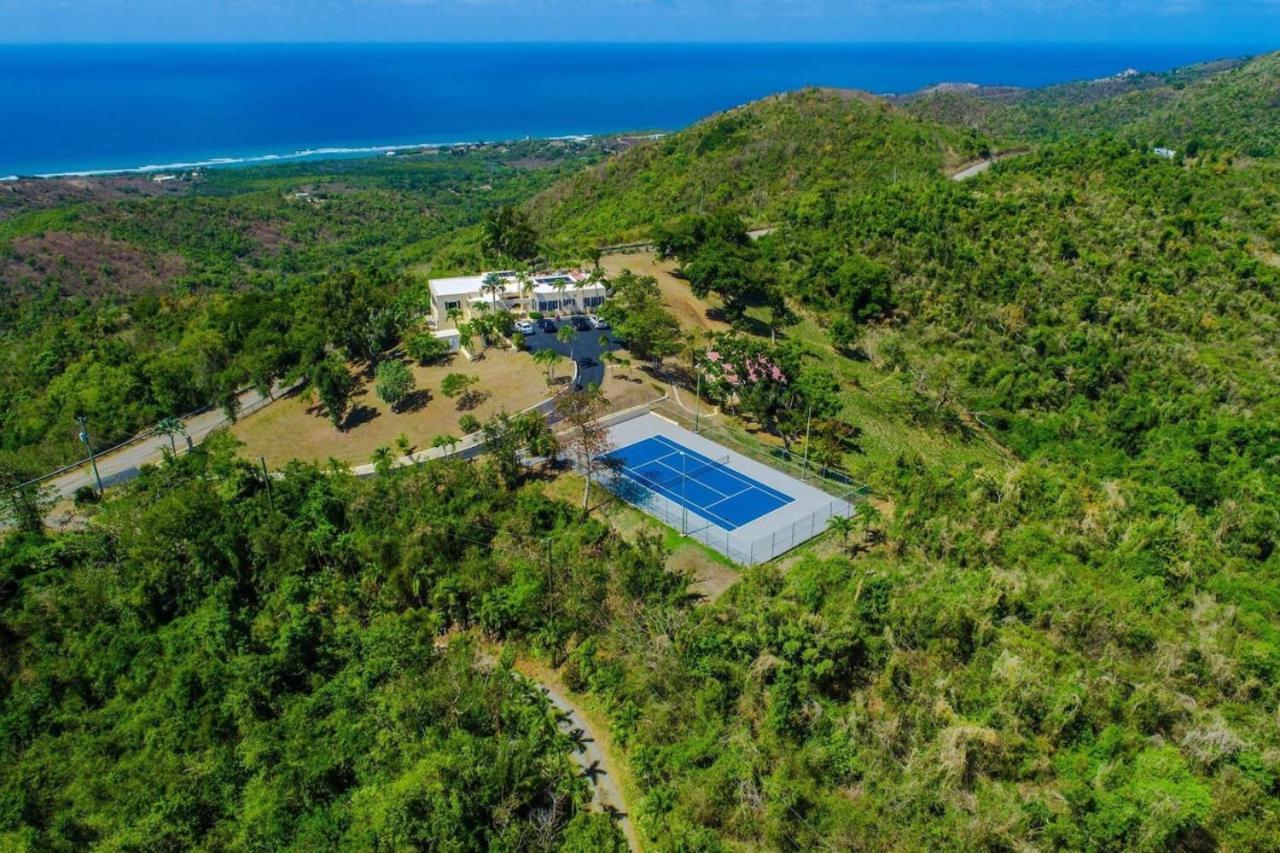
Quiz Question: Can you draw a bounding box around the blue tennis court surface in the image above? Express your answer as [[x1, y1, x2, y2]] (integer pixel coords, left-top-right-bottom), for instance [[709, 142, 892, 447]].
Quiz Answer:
[[603, 434, 795, 531]]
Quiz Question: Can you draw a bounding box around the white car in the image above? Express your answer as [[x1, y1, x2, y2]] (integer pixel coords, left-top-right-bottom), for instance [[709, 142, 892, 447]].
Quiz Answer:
[[513, 319, 536, 335], [588, 314, 610, 330]]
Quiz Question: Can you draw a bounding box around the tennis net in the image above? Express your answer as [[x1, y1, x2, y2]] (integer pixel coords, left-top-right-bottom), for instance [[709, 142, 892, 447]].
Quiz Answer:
[[627, 452, 731, 493]]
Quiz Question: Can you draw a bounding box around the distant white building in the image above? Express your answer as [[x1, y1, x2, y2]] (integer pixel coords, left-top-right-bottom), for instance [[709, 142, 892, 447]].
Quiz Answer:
[[1153, 147, 1178, 159], [428, 270, 607, 329]]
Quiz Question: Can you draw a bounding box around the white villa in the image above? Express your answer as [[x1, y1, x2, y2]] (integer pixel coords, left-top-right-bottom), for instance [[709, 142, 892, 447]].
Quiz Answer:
[[427, 270, 607, 329]]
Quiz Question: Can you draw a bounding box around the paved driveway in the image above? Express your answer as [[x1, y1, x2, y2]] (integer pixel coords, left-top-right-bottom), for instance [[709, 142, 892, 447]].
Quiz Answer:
[[39, 381, 296, 501], [523, 318, 616, 390]]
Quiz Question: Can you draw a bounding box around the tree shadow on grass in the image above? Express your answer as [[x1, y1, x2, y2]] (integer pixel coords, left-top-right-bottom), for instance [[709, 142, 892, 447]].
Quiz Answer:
[[706, 306, 775, 338], [342, 405, 381, 431], [456, 390, 492, 412], [399, 389, 433, 413]]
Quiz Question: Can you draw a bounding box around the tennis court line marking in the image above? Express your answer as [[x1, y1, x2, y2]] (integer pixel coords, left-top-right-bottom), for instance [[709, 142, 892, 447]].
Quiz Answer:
[[627, 452, 788, 527], [645, 452, 734, 499], [703, 486, 756, 512], [607, 433, 800, 531], [646, 433, 796, 506], [617, 462, 741, 531], [611, 441, 744, 529], [646, 434, 765, 495]]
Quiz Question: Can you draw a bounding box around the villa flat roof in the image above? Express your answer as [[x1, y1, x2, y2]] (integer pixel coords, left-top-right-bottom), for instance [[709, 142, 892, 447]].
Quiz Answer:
[[429, 271, 603, 299]]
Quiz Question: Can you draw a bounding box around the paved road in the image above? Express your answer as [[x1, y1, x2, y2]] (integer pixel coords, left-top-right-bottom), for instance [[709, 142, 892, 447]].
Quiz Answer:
[[41, 382, 292, 501], [523, 318, 616, 391], [952, 150, 1029, 181]]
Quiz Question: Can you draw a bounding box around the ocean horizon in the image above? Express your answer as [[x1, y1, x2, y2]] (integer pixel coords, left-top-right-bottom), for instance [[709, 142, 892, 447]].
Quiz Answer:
[[2, 42, 1274, 178]]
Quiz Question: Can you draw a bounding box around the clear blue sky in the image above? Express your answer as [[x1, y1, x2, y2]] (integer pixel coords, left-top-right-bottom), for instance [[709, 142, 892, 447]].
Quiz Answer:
[[0, 0, 1277, 44]]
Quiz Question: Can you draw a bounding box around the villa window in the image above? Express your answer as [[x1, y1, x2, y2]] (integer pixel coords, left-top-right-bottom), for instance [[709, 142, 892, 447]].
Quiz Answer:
[[444, 300, 461, 312]]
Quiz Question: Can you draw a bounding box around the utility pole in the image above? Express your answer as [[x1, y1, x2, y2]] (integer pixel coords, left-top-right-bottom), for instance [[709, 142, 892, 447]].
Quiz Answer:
[[694, 368, 702, 434], [544, 538, 554, 620], [801, 400, 813, 478], [76, 416, 105, 496], [259, 457, 274, 510]]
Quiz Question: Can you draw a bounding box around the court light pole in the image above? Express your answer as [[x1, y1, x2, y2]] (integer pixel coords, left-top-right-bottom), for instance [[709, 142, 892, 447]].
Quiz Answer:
[[77, 415, 105, 496]]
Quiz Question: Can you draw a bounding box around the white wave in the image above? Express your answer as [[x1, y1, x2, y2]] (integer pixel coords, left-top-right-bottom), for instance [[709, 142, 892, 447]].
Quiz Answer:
[[23, 134, 598, 180], [1, 175, 18, 182]]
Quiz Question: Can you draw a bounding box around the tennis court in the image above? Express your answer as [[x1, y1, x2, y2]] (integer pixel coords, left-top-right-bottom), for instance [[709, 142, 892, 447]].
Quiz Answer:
[[603, 434, 795, 531], [589, 412, 858, 565]]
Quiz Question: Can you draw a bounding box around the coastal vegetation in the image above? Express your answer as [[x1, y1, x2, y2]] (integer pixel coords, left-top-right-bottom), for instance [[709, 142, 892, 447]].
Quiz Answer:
[[3, 50, 1280, 851]]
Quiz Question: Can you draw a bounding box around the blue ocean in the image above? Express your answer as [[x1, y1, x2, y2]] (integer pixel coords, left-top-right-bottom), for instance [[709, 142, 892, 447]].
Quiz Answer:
[[0, 42, 1269, 178]]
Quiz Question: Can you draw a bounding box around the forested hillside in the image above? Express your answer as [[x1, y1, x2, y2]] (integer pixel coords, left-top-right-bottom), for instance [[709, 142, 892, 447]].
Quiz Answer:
[[903, 51, 1280, 156], [499, 52, 1280, 849], [3, 50, 1280, 852], [0, 434, 675, 849], [526, 88, 991, 249]]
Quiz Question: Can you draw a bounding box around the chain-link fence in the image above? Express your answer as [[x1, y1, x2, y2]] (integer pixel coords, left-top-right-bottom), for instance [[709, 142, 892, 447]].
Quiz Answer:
[[596, 466, 859, 565], [649, 399, 870, 501]]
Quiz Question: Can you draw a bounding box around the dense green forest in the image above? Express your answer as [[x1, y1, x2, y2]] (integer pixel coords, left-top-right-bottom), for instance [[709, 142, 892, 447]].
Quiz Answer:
[[3, 50, 1280, 851], [0, 433, 673, 849]]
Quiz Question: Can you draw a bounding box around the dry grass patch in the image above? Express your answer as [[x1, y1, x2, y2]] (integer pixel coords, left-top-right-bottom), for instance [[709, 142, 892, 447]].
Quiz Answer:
[[233, 347, 550, 468], [600, 251, 729, 335]]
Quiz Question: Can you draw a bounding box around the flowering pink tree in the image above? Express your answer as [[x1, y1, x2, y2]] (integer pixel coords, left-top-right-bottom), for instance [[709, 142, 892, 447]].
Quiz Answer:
[[698, 333, 843, 448], [699, 334, 791, 431]]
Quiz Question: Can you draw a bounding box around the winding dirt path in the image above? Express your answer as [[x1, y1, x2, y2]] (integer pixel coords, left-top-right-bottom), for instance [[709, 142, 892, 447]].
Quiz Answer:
[[514, 660, 640, 850]]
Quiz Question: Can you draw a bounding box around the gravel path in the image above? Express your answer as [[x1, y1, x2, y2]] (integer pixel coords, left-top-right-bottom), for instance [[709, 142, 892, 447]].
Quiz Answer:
[[533, 676, 635, 847]]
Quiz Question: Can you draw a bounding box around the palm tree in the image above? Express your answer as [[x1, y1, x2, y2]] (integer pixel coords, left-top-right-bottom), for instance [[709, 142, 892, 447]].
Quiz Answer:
[[431, 434, 460, 457], [156, 416, 186, 455], [445, 305, 464, 328], [371, 446, 394, 474], [572, 275, 589, 313], [827, 513, 856, 554], [855, 500, 883, 543], [516, 268, 535, 314], [481, 272, 504, 313], [533, 347, 562, 386], [552, 277, 570, 313], [557, 322, 576, 361], [457, 322, 475, 354]]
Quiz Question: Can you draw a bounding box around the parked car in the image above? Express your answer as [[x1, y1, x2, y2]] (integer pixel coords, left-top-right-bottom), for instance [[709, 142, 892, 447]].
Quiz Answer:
[[570, 316, 591, 332], [513, 319, 536, 335], [588, 314, 610, 330], [537, 318, 558, 333]]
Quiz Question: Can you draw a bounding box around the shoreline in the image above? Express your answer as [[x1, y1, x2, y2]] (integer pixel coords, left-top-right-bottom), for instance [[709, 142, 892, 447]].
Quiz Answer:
[[0, 132, 598, 182]]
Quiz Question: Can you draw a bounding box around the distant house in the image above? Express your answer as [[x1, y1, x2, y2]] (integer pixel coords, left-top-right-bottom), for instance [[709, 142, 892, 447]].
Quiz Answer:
[[1153, 147, 1178, 159], [427, 270, 607, 329]]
